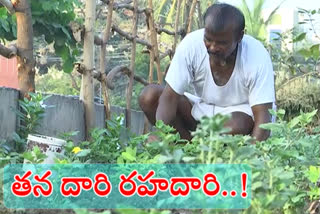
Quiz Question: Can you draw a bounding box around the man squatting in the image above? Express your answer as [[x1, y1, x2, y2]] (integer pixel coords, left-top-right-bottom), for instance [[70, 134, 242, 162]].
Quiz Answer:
[[139, 3, 275, 142]]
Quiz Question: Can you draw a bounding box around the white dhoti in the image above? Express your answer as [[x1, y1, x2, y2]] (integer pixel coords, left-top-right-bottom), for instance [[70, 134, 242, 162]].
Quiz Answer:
[[184, 92, 277, 123], [184, 92, 254, 121]]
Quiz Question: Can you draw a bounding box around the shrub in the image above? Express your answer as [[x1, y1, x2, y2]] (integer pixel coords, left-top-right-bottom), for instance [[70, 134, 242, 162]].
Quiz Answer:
[[58, 110, 320, 213]]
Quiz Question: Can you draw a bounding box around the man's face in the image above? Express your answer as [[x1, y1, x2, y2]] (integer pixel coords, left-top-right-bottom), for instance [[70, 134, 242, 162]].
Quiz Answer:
[[203, 24, 240, 64]]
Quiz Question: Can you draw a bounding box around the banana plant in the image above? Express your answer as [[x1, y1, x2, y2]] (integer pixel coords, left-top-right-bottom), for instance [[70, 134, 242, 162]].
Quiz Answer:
[[240, 0, 285, 41]]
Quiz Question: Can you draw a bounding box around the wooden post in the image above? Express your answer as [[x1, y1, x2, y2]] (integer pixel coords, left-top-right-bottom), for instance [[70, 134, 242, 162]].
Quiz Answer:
[[172, 0, 182, 55], [187, 0, 198, 33], [182, 0, 191, 38], [100, 0, 114, 120], [196, 0, 203, 28], [125, 0, 138, 128], [147, 0, 163, 84]]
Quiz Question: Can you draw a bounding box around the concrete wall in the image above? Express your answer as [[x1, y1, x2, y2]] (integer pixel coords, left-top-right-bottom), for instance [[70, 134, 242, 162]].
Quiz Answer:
[[109, 106, 146, 135], [35, 94, 86, 142], [0, 87, 146, 143], [0, 87, 19, 140], [95, 103, 106, 129]]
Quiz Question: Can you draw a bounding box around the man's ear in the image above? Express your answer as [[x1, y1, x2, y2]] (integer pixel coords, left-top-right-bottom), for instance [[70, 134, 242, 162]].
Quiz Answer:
[[238, 30, 244, 42]]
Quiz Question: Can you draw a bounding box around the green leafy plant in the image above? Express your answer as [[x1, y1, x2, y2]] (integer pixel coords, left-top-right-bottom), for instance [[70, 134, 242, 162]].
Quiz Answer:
[[250, 110, 319, 213], [58, 109, 320, 213], [36, 67, 81, 95], [149, 111, 319, 213], [0, 146, 20, 168], [22, 146, 47, 164], [0, 0, 81, 73], [56, 115, 150, 164], [12, 92, 51, 140], [0, 92, 51, 166], [269, 8, 320, 120], [305, 166, 320, 201]]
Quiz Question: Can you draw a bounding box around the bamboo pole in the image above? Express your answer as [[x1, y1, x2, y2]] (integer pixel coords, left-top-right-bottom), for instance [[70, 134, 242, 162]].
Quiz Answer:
[[182, 0, 191, 38], [196, 0, 203, 28], [106, 65, 148, 90], [112, 25, 152, 48], [187, 0, 198, 34], [147, 20, 155, 83], [172, 0, 182, 56], [147, 0, 163, 84], [145, 0, 162, 133], [125, 0, 138, 128], [100, 0, 114, 120]]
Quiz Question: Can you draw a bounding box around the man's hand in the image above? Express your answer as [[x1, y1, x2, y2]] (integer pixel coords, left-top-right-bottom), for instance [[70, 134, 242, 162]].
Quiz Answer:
[[156, 84, 180, 125], [251, 103, 273, 141]]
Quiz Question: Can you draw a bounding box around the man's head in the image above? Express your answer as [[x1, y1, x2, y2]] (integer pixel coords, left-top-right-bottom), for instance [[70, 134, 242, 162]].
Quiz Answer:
[[203, 3, 245, 64]]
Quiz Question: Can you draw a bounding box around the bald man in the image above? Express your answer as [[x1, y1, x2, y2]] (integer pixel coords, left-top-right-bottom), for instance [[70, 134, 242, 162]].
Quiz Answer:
[[139, 3, 275, 141]]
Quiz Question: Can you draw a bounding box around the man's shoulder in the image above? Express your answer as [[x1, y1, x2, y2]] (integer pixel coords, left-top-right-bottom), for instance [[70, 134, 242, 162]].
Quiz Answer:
[[174, 28, 206, 60], [186, 28, 205, 38], [240, 34, 271, 66], [179, 29, 205, 47], [242, 35, 266, 49]]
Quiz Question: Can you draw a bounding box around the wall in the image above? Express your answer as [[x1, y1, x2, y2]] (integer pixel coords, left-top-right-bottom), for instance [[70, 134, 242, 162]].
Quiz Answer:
[[0, 87, 19, 141], [0, 87, 146, 143]]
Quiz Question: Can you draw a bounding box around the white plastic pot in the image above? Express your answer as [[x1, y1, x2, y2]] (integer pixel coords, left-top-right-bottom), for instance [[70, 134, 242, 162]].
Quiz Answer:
[[26, 134, 66, 164]]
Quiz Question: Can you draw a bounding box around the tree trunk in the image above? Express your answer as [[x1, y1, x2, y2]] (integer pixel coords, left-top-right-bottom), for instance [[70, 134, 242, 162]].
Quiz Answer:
[[125, 0, 138, 128], [15, 0, 34, 98], [100, 0, 114, 120], [81, 0, 96, 139]]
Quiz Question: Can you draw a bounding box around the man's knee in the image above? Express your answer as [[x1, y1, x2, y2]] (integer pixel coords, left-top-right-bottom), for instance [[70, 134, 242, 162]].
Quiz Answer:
[[138, 84, 163, 111], [225, 112, 254, 135], [177, 96, 198, 131]]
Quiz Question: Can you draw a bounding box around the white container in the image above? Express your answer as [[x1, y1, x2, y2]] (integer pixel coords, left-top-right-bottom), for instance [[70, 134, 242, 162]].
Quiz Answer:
[[26, 134, 66, 164]]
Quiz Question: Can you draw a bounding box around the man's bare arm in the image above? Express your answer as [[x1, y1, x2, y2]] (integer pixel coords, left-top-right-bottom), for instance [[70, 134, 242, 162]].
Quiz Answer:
[[156, 84, 180, 125], [251, 103, 273, 141]]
